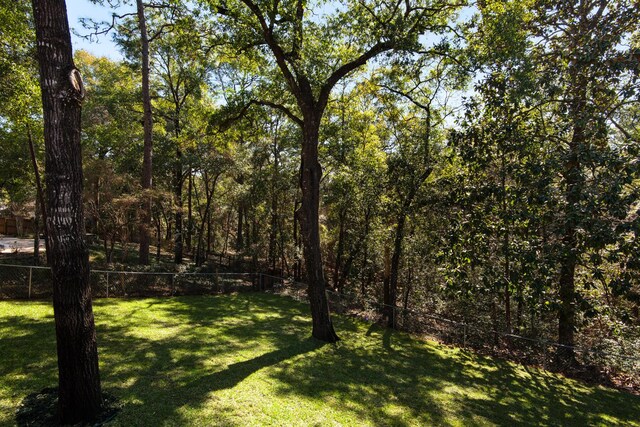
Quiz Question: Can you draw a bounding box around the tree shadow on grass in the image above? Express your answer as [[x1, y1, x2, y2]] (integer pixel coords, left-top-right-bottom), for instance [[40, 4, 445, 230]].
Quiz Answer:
[[3, 295, 639, 426], [0, 314, 57, 425], [271, 318, 640, 426], [94, 294, 640, 426], [90, 294, 323, 425]]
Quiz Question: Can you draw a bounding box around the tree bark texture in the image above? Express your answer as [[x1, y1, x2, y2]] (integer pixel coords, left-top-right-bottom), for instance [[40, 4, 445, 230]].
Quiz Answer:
[[299, 119, 339, 342], [137, 0, 153, 265], [556, 25, 590, 365], [31, 0, 103, 423], [385, 213, 407, 329], [557, 116, 583, 366]]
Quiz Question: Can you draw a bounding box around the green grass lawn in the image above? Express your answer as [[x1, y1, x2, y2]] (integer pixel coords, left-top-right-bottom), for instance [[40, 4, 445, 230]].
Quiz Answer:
[[1, 294, 638, 426]]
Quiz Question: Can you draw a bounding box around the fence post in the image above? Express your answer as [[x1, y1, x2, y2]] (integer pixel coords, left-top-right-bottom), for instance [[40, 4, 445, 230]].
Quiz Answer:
[[28, 267, 32, 299], [106, 272, 109, 298]]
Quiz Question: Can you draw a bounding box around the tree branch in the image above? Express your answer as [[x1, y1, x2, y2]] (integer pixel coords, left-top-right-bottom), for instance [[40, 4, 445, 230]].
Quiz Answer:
[[609, 117, 638, 142], [217, 99, 303, 131], [253, 99, 304, 126], [377, 83, 431, 111], [318, 41, 395, 112], [237, 0, 303, 104]]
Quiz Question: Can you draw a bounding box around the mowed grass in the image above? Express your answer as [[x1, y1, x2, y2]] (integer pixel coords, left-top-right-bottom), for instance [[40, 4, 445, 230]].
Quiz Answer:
[[1, 294, 639, 426]]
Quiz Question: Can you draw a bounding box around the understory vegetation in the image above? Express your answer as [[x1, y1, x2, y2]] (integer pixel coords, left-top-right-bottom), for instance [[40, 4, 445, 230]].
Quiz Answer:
[[1, 294, 639, 426]]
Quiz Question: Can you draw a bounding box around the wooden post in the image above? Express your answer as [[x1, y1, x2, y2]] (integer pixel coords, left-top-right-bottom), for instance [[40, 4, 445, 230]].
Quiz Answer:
[[28, 267, 32, 299]]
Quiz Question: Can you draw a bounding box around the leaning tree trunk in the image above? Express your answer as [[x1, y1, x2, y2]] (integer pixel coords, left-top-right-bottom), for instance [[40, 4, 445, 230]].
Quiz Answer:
[[299, 119, 339, 342], [31, 0, 102, 423], [137, 0, 152, 265], [28, 126, 49, 264]]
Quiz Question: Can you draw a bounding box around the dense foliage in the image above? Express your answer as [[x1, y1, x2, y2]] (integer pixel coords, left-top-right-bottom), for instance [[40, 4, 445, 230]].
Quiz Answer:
[[2, 0, 639, 372]]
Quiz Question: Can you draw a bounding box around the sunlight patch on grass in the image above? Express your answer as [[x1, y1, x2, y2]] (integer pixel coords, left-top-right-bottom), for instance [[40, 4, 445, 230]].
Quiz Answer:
[[1, 294, 639, 426]]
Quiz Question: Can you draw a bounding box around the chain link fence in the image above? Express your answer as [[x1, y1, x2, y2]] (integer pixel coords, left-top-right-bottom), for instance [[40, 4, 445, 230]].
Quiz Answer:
[[1, 264, 637, 385], [0, 264, 257, 299], [265, 274, 640, 384]]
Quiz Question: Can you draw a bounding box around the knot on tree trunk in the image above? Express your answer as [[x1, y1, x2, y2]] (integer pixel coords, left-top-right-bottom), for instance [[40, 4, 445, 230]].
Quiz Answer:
[[67, 68, 85, 103]]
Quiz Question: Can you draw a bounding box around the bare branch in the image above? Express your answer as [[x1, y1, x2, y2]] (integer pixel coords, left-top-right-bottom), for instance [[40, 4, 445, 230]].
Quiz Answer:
[[609, 117, 638, 142], [378, 83, 431, 111]]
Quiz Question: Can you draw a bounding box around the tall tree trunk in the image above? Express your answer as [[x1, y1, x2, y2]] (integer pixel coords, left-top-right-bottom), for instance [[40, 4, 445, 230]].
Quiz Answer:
[[385, 213, 406, 329], [28, 126, 50, 264], [195, 173, 217, 266], [332, 207, 346, 291], [557, 135, 581, 366], [293, 199, 301, 281], [501, 152, 512, 334], [382, 243, 391, 317], [384, 167, 430, 328], [223, 209, 231, 258], [31, 0, 102, 422], [299, 119, 339, 342], [236, 204, 244, 250], [268, 201, 278, 270], [361, 207, 371, 296], [33, 195, 40, 265], [186, 167, 193, 254], [207, 208, 213, 257], [557, 53, 589, 366], [174, 145, 183, 264], [155, 212, 161, 262], [137, 0, 152, 265], [268, 141, 279, 270]]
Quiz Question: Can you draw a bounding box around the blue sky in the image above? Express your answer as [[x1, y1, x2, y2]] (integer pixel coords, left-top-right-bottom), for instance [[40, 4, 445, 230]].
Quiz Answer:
[[66, 0, 131, 59]]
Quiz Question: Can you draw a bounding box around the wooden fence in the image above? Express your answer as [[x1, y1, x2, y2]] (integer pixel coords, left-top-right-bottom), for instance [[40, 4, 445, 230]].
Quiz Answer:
[[0, 217, 35, 236]]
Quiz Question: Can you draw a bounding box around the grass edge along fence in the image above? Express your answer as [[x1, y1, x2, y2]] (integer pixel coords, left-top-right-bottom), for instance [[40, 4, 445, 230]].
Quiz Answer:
[[1, 264, 638, 387], [263, 273, 640, 387], [0, 264, 256, 299]]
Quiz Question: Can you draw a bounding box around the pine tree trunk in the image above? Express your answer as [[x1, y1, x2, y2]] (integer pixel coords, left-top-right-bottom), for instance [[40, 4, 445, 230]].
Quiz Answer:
[[137, 0, 152, 265], [31, 0, 102, 422]]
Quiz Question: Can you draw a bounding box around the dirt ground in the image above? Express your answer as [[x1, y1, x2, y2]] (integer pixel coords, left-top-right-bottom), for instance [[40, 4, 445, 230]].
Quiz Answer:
[[0, 237, 44, 254]]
